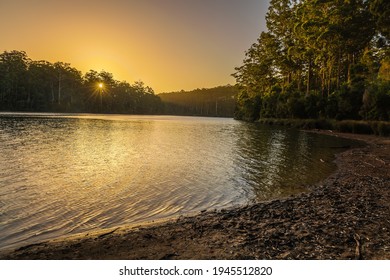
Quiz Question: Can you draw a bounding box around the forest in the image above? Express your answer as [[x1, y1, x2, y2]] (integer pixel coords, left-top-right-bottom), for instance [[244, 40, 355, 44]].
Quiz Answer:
[[0, 50, 162, 114], [159, 85, 238, 117], [2, 0, 388, 121], [233, 0, 390, 122], [0, 51, 238, 117]]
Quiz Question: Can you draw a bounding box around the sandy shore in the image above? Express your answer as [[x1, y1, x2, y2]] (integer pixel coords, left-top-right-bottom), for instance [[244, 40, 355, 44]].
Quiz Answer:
[[1, 131, 389, 260]]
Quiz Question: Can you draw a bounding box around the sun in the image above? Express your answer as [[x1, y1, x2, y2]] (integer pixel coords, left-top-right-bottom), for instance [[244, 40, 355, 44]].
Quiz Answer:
[[99, 83, 103, 88]]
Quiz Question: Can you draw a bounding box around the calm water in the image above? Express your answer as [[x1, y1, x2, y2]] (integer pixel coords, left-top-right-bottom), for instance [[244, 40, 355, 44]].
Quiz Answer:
[[0, 113, 356, 250]]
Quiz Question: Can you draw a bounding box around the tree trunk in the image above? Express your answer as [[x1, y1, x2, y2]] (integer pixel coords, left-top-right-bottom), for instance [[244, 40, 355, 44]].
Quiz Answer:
[[27, 89, 31, 106], [337, 53, 341, 90], [297, 70, 301, 92], [347, 53, 352, 84], [321, 68, 325, 97], [306, 58, 311, 96], [327, 61, 333, 97], [58, 72, 61, 105], [51, 82, 55, 103]]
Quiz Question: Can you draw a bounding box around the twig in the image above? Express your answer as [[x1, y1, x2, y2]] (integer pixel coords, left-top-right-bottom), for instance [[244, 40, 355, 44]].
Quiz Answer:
[[354, 233, 362, 260], [362, 161, 375, 167], [98, 227, 119, 238]]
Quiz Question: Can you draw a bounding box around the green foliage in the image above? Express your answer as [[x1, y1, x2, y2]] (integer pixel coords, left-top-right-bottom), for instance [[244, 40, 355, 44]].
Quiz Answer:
[[304, 93, 322, 119], [369, 0, 390, 40], [376, 121, 390, 136], [234, 0, 390, 122], [0, 51, 163, 114], [361, 81, 390, 120]]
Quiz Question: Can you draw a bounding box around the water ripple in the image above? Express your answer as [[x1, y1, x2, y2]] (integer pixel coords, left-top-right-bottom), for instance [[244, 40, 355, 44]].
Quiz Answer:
[[0, 114, 357, 250]]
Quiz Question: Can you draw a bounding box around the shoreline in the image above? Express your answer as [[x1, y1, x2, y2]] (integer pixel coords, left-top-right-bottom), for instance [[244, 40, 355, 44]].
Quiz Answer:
[[1, 131, 389, 259]]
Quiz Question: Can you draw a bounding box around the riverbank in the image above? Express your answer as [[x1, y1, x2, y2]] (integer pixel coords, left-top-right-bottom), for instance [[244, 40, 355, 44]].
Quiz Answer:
[[1, 131, 389, 260], [257, 118, 390, 136]]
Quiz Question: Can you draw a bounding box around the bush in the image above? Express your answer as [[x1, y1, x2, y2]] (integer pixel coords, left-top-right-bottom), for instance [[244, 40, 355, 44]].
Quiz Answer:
[[257, 118, 390, 136], [377, 122, 390, 136], [352, 121, 374, 134], [235, 91, 261, 121], [304, 93, 322, 118]]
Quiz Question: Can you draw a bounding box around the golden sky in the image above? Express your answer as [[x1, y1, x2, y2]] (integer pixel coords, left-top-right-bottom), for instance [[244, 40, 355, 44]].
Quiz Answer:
[[0, 0, 268, 93]]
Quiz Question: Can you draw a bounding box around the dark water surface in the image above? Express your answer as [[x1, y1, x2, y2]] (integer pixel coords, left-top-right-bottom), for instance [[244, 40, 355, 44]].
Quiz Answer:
[[0, 113, 357, 250]]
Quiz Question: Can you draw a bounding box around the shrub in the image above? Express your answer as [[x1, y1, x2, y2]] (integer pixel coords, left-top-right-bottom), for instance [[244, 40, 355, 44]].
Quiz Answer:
[[377, 122, 390, 136]]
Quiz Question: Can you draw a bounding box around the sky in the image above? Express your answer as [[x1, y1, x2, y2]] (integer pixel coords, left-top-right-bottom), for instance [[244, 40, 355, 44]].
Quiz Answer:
[[0, 0, 269, 93]]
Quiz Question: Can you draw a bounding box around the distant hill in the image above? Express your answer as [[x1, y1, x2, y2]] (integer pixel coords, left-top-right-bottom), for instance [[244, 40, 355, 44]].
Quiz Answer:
[[159, 85, 238, 117]]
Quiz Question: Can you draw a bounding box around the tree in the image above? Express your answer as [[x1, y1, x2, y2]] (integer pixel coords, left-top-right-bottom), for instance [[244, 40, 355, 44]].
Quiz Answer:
[[369, 0, 390, 40], [0, 50, 163, 114], [27, 60, 56, 111], [233, 0, 387, 121], [0, 50, 30, 110], [159, 85, 238, 117]]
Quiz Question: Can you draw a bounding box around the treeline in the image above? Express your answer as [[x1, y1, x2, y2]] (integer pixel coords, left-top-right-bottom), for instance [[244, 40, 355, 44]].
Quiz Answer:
[[0, 50, 162, 114], [233, 0, 390, 122], [159, 85, 238, 117]]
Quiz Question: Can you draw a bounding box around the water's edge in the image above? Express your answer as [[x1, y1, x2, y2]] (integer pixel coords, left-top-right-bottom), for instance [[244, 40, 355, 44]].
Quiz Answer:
[[0, 114, 360, 251]]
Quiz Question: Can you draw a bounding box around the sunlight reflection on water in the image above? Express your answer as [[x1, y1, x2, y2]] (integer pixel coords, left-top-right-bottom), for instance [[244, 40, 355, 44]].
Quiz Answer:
[[0, 113, 357, 250]]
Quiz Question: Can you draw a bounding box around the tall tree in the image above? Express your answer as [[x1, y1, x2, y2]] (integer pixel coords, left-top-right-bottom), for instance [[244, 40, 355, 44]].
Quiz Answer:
[[0, 50, 163, 114], [0, 50, 30, 109], [233, 0, 387, 121]]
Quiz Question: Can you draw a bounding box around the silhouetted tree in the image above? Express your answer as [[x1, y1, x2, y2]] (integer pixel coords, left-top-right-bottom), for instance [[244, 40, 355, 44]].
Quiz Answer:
[[0, 51, 163, 114]]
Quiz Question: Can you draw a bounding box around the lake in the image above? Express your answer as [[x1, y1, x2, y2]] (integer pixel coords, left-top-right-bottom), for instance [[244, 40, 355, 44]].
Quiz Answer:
[[0, 113, 356, 250]]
